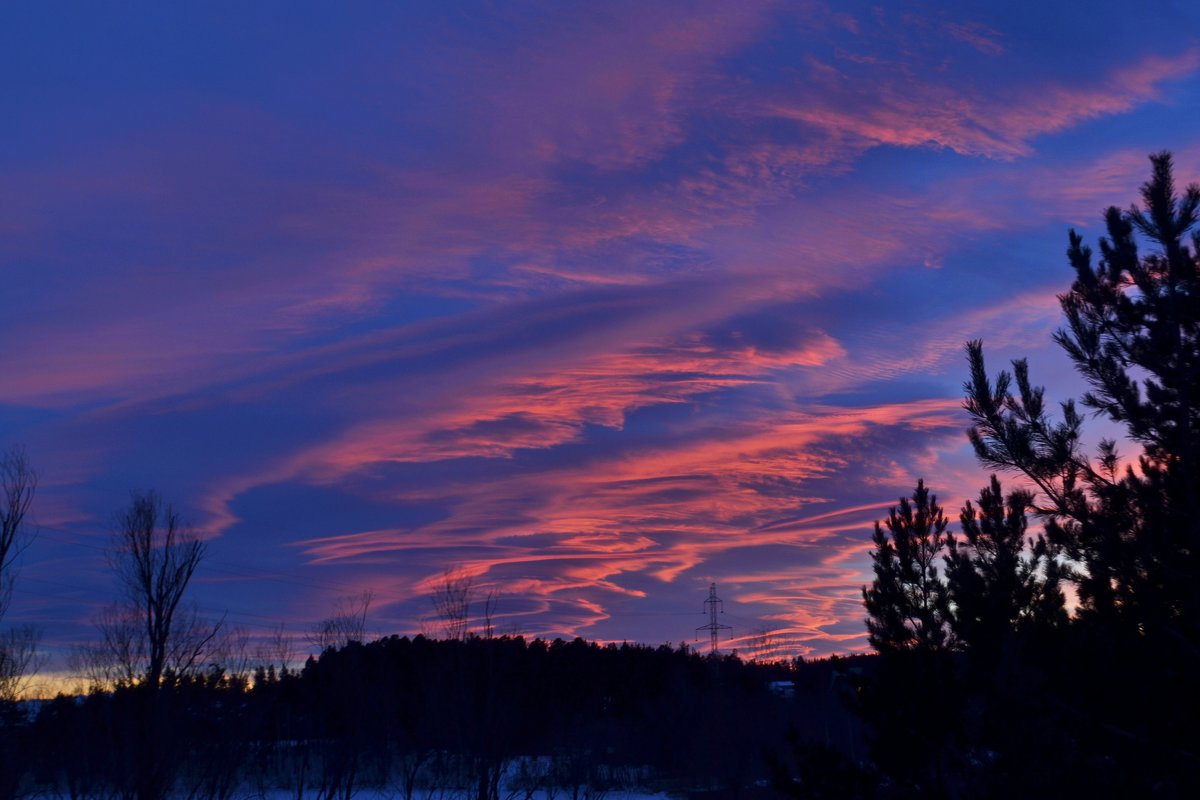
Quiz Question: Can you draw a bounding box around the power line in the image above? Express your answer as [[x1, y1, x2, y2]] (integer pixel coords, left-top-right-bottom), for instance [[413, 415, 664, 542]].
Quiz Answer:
[[696, 582, 732, 654]]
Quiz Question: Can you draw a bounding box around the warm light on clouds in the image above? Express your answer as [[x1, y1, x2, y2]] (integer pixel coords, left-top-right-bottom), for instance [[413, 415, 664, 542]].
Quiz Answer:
[[3, 0, 1199, 674]]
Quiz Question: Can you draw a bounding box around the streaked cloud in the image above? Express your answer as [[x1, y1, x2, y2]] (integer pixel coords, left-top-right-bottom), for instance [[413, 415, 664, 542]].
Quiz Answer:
[[4, 0, 1199, 667]]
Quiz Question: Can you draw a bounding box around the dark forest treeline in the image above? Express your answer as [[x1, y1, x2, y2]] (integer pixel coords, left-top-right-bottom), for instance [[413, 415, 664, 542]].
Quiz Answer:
[[1, 635, 814, 800]]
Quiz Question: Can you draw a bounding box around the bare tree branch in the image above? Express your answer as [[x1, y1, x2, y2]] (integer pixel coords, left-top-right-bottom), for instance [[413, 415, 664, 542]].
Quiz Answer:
[[432, 567, 472, 641], [98, 490, 218, 688], [307, 591, 374, 652], [0, 446, 37, 622], [0, 624, 42, 702], [255, 621, 295, 675]]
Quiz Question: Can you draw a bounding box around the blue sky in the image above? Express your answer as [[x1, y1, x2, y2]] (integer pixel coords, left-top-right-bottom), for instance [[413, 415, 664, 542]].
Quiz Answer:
[[3, 1, 1200, 685]]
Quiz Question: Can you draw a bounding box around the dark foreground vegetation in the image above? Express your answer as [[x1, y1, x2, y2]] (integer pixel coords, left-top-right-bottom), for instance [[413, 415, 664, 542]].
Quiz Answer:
[[2, 154, 1199, 800], [4, 636, 809, 800], [838, 153, 1200, 799]]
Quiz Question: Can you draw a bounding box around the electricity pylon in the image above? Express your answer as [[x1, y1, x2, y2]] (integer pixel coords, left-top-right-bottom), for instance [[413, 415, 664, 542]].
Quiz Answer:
[[697, 582, 732, 653]]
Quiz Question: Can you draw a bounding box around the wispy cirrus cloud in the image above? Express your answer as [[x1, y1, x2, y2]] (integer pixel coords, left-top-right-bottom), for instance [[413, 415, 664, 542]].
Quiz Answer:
[[7, 1, 1200, 666]]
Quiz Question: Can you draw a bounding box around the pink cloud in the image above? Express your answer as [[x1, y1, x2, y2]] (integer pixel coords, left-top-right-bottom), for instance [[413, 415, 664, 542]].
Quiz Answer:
[[757, 49, 1199, 160], [9, 28, 1189, 415], [464, 2, 773, 171], [13, 4, 1200, 666], [270, 397, 964, 645], [942, 21, 1005, 56]]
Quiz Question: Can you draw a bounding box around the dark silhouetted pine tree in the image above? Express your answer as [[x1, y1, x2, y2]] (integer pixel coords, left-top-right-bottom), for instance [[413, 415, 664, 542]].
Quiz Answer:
[[857, 154, 1200, 796], [960, 152, 1200, 792], [860, 481, 960, 798], [966, 152, 1200, 651], [863, 480, 953, 653], [945, 476, 1066, 656]]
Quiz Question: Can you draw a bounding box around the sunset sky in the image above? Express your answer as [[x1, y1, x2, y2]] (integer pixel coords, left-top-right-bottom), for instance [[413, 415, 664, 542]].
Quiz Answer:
[[4, 1, 1200, 680]]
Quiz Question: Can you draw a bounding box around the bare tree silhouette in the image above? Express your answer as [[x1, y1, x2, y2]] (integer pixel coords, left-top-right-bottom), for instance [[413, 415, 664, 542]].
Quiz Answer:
[[0, 447, 39, 701], [0, 447, 36, 622], [100, 490, 220, 687], [432, 567, 472, 641], [255, 621, 295, 674], [308, 591, 374, 652]]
